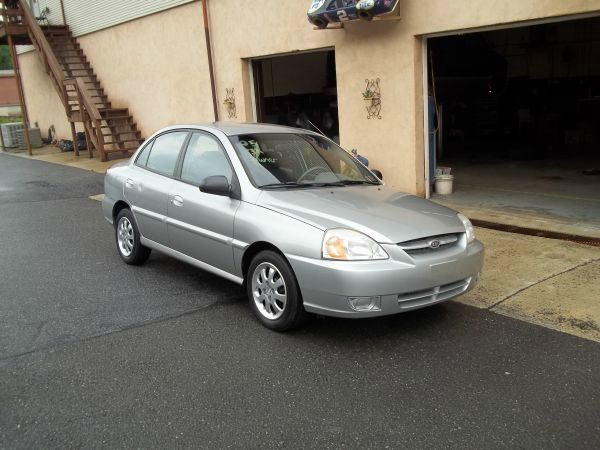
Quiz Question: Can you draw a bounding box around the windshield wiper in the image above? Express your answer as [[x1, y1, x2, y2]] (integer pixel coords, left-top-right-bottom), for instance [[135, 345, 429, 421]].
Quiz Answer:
[[259, 182, 306, 189], [259, 181, 345, 189], [339, 179, 380, 185]]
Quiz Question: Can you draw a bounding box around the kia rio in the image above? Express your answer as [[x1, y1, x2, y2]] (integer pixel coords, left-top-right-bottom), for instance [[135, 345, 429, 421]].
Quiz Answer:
[[103, 123, 483, 331]]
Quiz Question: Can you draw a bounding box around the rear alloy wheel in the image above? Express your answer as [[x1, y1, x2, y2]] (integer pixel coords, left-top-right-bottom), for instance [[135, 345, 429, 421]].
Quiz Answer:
[[247, 250, 306, 331], [115, 209, 151, 265]]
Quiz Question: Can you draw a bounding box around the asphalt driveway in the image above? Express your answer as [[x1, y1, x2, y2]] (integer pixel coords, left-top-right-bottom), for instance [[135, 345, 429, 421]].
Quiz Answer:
[[1, 153, 599, 449]]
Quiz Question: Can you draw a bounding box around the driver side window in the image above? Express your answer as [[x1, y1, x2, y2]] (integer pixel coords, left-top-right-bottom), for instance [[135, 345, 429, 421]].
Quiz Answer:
[[180, 132, 233, 185]]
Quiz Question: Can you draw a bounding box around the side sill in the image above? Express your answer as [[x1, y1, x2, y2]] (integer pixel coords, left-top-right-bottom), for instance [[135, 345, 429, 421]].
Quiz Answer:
[[140, 236, 244, 285]]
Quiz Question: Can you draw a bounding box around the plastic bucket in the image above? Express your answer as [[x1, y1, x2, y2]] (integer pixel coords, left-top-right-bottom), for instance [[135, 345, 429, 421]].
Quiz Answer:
[[434, 174, 454, 195]]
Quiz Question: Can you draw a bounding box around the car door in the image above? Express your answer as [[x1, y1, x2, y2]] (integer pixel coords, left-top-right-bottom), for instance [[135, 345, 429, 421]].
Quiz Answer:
[[124, 130, 189, 245], [167, 131, 240, 274]]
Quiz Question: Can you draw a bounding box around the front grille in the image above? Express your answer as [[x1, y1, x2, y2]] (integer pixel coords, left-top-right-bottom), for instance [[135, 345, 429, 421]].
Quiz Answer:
[[398, 233, 460, 255], [397, 278, 471, 309]]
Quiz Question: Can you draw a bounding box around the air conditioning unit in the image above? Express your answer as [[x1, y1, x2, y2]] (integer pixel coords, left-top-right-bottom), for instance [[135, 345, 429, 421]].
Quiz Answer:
[[1, 122, 24, 148], [16, 128, 43, 149]]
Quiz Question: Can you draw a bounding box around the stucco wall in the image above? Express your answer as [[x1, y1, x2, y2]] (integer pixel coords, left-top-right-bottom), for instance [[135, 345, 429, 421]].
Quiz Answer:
[[17, 0, 600, 193], [208, 0, 600, 194], [18, 51, 73, 139], [18, 1, 212, 141], [76, 1, 212, 137]]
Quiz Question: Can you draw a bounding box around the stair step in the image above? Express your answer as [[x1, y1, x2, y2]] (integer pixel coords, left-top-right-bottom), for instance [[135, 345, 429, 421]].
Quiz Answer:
[[60, 61, 90, 68], [45, 32, 70, 38], [53, 45, 80, 52], [66, 88, 105, 97], [103, 122, 138, 131], [101, 116, 132, 121], [104, 148, 137, 154], [57, 50, 84, 56], [105, 138, 145, 145], [102, 130, 142, 137], [101, 108, 128, 113], [63, 71, 95, 77], [58, 56, 87, 62], [67, 93, 107, 99]]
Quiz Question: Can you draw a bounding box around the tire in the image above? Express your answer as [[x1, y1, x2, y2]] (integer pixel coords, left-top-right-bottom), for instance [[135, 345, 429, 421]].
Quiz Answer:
[[247, 250, 307, 331], [358, 11, 373, 21], [115, 208, 151, 265], [309, 17, 328, 29]]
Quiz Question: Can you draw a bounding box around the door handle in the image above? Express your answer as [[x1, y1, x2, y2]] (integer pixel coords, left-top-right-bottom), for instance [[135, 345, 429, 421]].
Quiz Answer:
[[125, 178, 137, 189], [171, 195, 184, 207]]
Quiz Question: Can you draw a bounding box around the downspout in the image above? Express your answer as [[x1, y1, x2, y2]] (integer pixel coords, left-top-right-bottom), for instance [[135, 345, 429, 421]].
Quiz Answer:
[[201, 0, 219, 121], [60, 0, 67, 25]]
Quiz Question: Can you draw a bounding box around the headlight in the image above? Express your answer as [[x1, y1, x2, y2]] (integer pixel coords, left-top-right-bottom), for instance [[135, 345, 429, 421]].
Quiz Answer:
[[457, 213, 475, 244], [322, 229, 388, 260]]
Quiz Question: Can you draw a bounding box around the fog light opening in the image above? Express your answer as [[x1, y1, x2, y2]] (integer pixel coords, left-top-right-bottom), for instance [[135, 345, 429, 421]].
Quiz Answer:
[[348, 296, 381, 312]]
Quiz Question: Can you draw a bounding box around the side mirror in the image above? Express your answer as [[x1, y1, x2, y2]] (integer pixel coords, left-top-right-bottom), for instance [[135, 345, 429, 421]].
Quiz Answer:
[[199, 175, 231, 197], [371, 169, 383, 181]]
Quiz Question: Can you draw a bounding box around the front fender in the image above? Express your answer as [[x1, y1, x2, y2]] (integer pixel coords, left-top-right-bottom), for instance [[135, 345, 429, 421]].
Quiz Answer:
[[233, 202, 323, 277]]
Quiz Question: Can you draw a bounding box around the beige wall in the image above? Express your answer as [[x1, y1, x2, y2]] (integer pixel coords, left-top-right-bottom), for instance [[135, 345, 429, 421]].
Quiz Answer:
[[19, 51, 73, 139], [18, 1, 213, 142], [17, 0, 600, 194], [208, 0, 600, 195], [77, 1, 213, 137]]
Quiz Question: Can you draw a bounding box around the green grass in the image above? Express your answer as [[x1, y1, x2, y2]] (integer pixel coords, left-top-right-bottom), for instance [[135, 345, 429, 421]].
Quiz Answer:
[[0, 116, 22, 124]]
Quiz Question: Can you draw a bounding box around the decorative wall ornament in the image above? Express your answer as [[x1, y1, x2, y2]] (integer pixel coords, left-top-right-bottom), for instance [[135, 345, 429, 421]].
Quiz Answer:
[[224, 88, 237, 119], [362, 78, 381, 119]]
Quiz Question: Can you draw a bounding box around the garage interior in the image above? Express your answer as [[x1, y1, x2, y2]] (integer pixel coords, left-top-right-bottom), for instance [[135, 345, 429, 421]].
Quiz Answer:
[[252, 50, 339, 142], [428, 16, 600, 237]]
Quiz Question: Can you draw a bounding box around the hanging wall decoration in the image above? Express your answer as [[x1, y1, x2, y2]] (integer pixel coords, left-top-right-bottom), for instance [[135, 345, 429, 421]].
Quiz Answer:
[[362, 78, 381, 119], [307, 0, 400, 29], [224, 88, 237, 119]]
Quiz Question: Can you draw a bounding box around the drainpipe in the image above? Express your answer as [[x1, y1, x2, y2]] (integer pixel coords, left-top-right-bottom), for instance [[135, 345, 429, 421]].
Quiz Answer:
[[201, 0, 219, 121], [60, 0, 66, 25]]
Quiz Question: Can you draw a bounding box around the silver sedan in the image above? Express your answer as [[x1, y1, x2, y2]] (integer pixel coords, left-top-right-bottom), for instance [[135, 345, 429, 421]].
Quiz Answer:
[[103, 123, 483, 330]]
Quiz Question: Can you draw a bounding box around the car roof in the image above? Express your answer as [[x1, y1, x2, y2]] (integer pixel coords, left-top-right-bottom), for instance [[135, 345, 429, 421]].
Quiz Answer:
[[167, 122, 320, 137]]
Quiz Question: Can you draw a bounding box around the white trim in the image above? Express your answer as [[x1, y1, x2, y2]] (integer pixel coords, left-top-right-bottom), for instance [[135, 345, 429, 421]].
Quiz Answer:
[[420, 10, 600, 39], [248, 59, 258, 123], [247, 46, 335, 61], [422, 38, 430, 199], [140, 236, 244, 285]]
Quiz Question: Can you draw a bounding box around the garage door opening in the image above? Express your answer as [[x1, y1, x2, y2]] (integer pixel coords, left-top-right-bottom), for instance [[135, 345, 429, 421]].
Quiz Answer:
[[252, 50, 339, 142], [426, 16, 600, 238]]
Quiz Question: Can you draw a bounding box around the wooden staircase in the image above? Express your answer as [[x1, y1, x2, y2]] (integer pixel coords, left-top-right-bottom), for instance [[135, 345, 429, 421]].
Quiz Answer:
[[0, 1, 143, 161]]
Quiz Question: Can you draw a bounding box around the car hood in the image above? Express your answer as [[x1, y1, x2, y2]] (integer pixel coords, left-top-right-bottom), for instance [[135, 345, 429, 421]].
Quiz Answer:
[[256, 186, 465, 243]]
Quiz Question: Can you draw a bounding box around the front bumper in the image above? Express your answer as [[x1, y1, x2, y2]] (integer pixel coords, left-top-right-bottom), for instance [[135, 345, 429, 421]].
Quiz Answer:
[[288, 239, 484, 318]]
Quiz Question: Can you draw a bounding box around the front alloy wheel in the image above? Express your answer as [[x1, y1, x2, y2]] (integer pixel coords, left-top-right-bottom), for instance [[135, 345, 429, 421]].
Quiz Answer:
[[252, 262, 287, 320], [246, 250, 306, 331]]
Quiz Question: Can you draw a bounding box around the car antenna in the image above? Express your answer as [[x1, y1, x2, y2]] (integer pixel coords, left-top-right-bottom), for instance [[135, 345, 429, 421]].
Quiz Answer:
[[307, 119, 326, 137]]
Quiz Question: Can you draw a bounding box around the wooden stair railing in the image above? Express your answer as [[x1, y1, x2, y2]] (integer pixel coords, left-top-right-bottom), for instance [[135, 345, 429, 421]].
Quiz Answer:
[[7, 1, 144, 161], [63, 77, 104, 159]]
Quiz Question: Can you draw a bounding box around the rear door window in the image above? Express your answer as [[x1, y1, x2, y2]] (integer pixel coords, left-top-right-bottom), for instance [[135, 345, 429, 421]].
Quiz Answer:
[[135, 141, 153, 167], [145, 131, 188, 176]]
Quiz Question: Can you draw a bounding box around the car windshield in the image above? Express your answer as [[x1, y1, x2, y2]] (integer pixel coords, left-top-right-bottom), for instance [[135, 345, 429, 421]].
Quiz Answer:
[[229, 133, 380, 188]]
